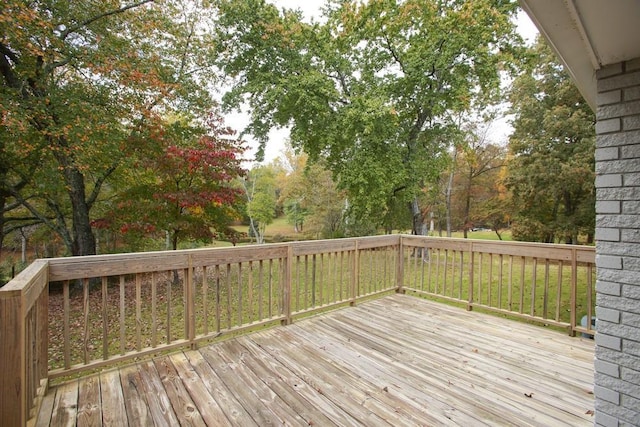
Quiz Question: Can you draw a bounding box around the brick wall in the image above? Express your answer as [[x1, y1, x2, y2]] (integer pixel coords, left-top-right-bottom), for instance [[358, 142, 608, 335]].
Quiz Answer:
[[595, 59, 640, 427]]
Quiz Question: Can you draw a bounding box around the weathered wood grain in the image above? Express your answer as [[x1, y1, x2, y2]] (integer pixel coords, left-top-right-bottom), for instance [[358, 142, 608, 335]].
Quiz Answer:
[[40, 294, 594, 426]]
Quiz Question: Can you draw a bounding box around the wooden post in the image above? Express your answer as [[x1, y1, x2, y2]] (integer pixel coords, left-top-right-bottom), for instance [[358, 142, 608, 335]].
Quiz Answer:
[[186, 255, 196, 348], [0, 292, 26, 426], [282, 245, 293, 325], [569, 248, 578, 337], [467, 242, 474, 311], [396, 237, 404, 294], [351, 241, 360, 305]]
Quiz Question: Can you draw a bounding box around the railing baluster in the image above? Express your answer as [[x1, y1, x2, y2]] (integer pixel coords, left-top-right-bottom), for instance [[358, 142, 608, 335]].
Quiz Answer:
[[152, 272, 157, 348], [202, 266, 208, 337], [83, 278, 90, 364], [136, 273, 142, 352], [102, 277, 108, 360], [120, 275, 126, 354], [64, 280, 70, 369]]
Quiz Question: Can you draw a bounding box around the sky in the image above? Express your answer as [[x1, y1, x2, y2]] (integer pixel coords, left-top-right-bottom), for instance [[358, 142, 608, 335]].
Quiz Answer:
[[225, 1, 540, 164]]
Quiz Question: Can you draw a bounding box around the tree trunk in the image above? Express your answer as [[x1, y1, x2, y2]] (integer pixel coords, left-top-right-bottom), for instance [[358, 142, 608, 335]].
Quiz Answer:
[[65, 166, 96, 256], [410, 198, 426, 235]]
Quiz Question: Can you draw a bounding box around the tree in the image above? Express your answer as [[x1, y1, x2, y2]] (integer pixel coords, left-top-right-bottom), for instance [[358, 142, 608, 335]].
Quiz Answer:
[[110, 113, 245, 250], [242, 165, 277, 244], [506, 37, 595, 244], [1, 0, 221, 255], [452, 123, 506, 238], [214, 0, 523, 236]]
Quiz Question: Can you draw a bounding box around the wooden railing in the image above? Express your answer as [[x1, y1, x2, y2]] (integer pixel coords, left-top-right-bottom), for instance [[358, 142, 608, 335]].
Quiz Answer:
[[400, 236, 596, 335], [0, 235, 595, 426]]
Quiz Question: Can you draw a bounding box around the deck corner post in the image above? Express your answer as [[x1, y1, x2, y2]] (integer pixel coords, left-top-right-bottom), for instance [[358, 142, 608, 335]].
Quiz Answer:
[[0, 292, 26, 427], [569, 248, 578, 337]]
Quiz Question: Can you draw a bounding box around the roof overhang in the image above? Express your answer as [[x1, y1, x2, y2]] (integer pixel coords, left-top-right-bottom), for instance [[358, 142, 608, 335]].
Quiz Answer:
[[519, 0, 640, 111]]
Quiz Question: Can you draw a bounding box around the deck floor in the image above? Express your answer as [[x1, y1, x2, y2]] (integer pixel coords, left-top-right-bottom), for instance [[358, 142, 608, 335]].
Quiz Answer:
[[38, 294, 595, 426]]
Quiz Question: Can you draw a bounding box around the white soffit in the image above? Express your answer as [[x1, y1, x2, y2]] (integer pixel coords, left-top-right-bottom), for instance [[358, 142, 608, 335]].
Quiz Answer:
[[519, 0, 640, 111]]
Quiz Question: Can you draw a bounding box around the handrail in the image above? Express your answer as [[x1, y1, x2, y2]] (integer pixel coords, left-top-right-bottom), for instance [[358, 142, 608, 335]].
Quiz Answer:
[[0, 234, 595, 426]]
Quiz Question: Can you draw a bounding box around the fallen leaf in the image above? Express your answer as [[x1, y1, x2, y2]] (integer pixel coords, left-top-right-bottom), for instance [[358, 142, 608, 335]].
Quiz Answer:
[[585, 410, 594, 416], [524, 392, 533, 398]]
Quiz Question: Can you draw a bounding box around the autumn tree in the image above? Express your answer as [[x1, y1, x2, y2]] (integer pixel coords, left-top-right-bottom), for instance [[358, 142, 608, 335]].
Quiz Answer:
[[109, 114, 245, 250], [214, 0, 523, 235], [1, 0, 221, 255], [506, 38, 595, 243], [452, 123, 506, 238]]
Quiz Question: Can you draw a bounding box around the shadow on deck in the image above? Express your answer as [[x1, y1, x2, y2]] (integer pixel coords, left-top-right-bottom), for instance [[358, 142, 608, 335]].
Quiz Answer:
[[37, 294, 594, 426]]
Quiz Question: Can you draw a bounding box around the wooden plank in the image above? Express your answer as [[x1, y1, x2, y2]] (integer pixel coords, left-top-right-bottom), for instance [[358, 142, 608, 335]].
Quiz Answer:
[[49, 381, 78, 427], [200, 343, 307, 425], [119, 364, 152, 426], [235, 336, 363, 427], [76, 375, 102, 427], [34, 387, 55, 427], [183, 350, 257, 426], [153, 357, 205, 426], [168, 352, 231, 426], [136, 360, 180, 426], [99, 369, 127, 427], [225, 339, 338, 426]]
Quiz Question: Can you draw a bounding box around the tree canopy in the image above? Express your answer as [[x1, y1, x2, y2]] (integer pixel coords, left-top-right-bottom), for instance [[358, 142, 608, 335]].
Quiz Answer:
[[506, 37, 595, 243], [214, 0, 523, 234]]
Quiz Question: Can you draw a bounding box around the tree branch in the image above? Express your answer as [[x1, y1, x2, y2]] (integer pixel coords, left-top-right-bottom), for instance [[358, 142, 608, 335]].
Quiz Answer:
[[60, 0, 155, 41]]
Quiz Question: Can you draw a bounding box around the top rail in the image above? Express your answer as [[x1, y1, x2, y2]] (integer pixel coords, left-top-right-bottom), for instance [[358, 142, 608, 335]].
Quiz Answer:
[[0, 234, 595, 426]]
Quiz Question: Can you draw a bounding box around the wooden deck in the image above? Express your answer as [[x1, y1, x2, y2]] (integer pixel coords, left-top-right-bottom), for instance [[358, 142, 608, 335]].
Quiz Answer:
[[37, 294, 595, 426]]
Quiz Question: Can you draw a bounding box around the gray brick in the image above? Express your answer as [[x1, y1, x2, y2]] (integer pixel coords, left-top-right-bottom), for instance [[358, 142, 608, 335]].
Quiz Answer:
[[595, 187, 640, 201], [597, 280, 622, 296], [624, 340, 640, 358], [599, 90, 623, 105], [622, 284, 640, 300], [597, 130, 640, 148], [623, 115, 640, 131], [596, 241, 635, 257], [622, 229, 640, 243], [621, 365, 640, 385], [621, 144, 640, 159], [599, 268, 640, 288], [597, 63, 624, 80], [598, 322, 640, 342], [596, 147, 620, 161], [595, 385, 621, 404], [622, 312, 640, 329], [595, 410, 618, 427], [598, 118, 622, 134], [597, 201, 622, 214], [623, 257, 640, 271], [624, 86, 640, 101], [596, 159, 640, 174], [623, 173, 640, 186], [597, 254, 623, 269], [622, 201, 640, 213], [597, 215, 640, 229], [597, 294, 640, 314], [598, 70, 640, 92], [621, 394, 640, 417], [596, 227, 621, 241], [598, 307, 621, 323], [596, 174, 623, 188], [598, 100, 640, 120], [596, 359, 621, 377], [596, 332, 623, 351]]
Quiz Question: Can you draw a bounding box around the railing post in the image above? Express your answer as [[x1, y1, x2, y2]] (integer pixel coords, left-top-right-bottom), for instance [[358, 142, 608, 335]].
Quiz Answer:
[[467, 241, 474, 311], [186, 254, 196, 349], [396, 236, 404, 294], [282, 245, 293, 324], [569, 248, 578, 337], [0, 292, 26, 426], [350, 240, 359, 305]]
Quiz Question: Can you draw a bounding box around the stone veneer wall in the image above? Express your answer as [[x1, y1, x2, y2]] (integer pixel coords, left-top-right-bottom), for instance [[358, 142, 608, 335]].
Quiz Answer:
[[594, 58, 640, 427]]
